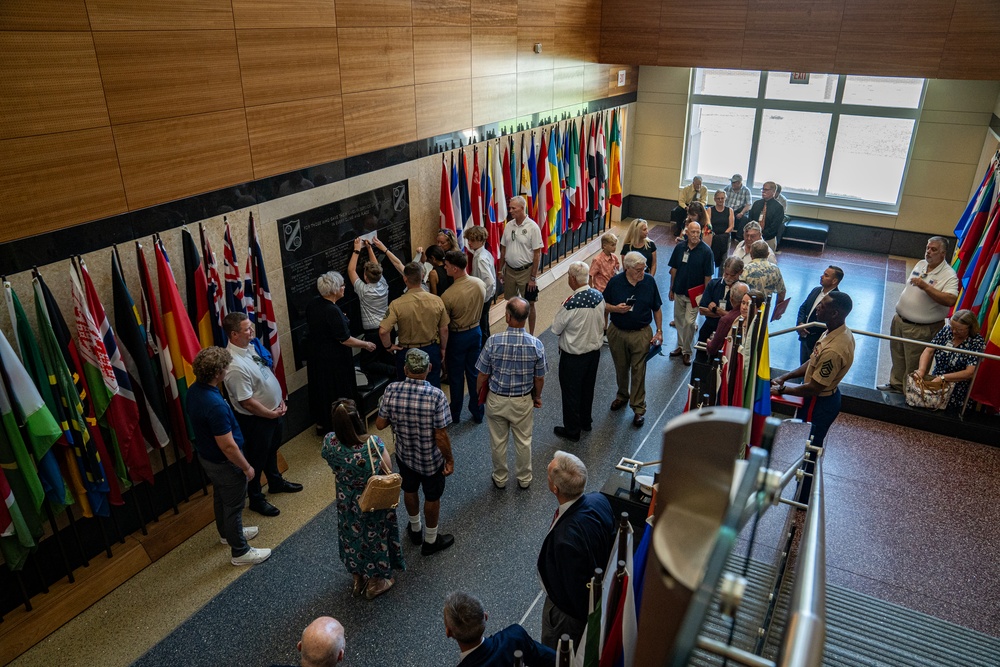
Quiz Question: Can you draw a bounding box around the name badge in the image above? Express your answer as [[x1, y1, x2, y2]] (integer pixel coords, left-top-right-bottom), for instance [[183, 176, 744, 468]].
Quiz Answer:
[[682, 251, 689, 263]]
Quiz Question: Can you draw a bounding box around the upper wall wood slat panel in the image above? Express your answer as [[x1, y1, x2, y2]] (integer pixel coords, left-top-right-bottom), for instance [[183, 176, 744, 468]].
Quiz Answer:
[[948, 0, 1000, 34], [602, 0, 660, 29], [0, 0, 90, 30], [834, 33, 947, 78], [600, 30, 660, 66], [113, 110, 254, 210], [338, 28, 415, 94], [745, 0, 844, 32], [938, 33, 1000, 80], [412, 0, 471, 26], [741, 31, 839, 73], [246, 96, 346, 179], [584, 64, 611, 101], [555, 0, 600, 27], [472, 74, 518, 126], [660, 0, 747, 30], [335, 0, 411, 27], [415, 79, 473, 138], [237, 28, 341, 107], [85, 0, 234, 30], [0, 127, 127, 240], [342, 87, 417, 155], [554, 26, 599, 68], [0, 32, 110, 140], [471, 0, 516, 26], [231, 0, 337, 28], [472, 30, 517, 77], [659, 30, 745, 69], [840, 0, 954, 34], [518, 0, 555, 26], [94, 30, 244, 125], [413, 27, 472, 85]]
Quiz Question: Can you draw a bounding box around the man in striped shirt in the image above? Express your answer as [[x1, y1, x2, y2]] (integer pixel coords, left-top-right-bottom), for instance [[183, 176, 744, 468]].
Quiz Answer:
[[476, 298, 547, 490]]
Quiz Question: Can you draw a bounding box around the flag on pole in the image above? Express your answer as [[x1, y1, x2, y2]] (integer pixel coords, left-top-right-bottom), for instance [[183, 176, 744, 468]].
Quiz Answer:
[[492, 140, 508, 223], [528, 133, 539, 222], [520, 135, 533, 216], [596, 114, 608, 219], [547, 128, 563, 247], [484, 143, 501, 258], [223, 220, 245, 316], [0, 466, 37, 570], [458, 150, 473, 248], [537, 130, 552, 251], [608, 109, 623, 210], [450, 154, 462, 233], [471, 147, 484, 230], [570, 120, 586, 229], [247, 215, 288, 398], [138, 242, 193, 461], [502, 139, 513, 204], [970, 307, 1000, 408], [201, 226, 226, 347], [182, 228, 214, 348], [953, 159, 997, 266], [588, 117, 599, 221], [440, 157, 458, 237], [750, 306, 772, 448]]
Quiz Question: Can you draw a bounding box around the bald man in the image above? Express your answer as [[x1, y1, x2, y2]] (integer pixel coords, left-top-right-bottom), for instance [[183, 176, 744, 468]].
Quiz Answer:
[[298, 616, 345, 666]]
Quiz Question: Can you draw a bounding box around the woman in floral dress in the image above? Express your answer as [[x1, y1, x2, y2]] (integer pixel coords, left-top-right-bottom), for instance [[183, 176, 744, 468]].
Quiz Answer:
[[913, 309, 986, 411], [321, 399, 404, 599]]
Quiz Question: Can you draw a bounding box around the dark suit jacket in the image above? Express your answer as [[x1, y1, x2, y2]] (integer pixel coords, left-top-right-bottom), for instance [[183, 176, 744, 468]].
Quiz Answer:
[[796, 286, 839, 352], [537, 493, 615, 622], [748, 198, 785, 241], [461, 625, 556, 667]]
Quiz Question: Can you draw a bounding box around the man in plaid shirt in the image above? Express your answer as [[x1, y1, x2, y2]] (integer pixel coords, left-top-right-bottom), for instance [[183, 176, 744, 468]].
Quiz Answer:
[[724, 173, 754, 238], [476, 298, 547, 490], [376, 349, 456, 556]]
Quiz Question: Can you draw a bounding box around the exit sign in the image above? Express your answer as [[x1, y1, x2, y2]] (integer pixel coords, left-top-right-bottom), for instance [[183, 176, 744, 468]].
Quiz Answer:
[[618, 70, 626, 86], [790, 72, 810, 85]]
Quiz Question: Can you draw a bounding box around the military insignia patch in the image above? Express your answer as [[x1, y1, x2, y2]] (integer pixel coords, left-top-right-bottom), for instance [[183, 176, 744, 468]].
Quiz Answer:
[[819, 359, 834, 378]]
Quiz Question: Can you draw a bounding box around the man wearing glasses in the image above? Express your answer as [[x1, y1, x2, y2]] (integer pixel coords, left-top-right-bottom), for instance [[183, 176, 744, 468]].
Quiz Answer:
[[746, 181, 785, 250], [603, 252, 664, 427]]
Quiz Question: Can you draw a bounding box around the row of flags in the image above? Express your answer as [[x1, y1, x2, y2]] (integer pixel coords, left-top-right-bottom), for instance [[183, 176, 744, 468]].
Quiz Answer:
[[0, 216, 285, 571], [951, 149, 1000, 409], [439, 109, 626, 265]]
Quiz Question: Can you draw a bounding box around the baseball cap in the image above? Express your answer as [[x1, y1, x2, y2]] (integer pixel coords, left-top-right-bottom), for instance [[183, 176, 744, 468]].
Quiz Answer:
[[731, 173, 743, 183], [404, 348, 430, 374]]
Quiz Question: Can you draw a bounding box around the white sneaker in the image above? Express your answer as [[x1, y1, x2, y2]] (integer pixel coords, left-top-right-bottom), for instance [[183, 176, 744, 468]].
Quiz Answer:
[[231, 546, 271, 566], [220, 526, 259, 545]]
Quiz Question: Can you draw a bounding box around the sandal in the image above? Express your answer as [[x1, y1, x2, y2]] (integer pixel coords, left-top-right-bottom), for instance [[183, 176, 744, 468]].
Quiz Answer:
[[365, 577, 395, 600], [352, 574, 368, 598]]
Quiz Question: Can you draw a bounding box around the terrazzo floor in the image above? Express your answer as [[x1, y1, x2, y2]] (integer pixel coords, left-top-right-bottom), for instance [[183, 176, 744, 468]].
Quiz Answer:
[[10, 223, 995, 667]]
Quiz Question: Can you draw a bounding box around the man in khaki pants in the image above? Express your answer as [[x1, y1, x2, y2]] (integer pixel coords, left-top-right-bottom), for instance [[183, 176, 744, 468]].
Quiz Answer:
[[475, 298, 547, 489], [603, 252, 664, 428]]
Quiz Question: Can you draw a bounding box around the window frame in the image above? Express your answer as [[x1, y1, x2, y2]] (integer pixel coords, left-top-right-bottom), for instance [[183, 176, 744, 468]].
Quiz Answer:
[[684, 70, 926, 213]]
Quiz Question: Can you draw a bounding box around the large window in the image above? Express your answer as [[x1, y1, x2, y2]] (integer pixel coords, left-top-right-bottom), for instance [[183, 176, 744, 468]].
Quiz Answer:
[[684, 70, 924, 209]]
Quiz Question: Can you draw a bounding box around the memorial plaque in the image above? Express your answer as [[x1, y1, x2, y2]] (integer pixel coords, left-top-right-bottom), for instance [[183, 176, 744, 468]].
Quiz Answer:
[[277, 181, 411, 370]]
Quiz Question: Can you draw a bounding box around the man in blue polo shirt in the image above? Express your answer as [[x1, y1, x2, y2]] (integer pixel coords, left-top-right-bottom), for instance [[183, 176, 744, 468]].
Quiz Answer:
[[187, 347, 271, 566], [668, 220, 715, 367], [604, 252, 663, 428]]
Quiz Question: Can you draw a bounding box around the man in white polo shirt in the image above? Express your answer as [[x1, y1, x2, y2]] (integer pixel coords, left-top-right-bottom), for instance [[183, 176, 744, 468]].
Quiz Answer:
[[879, 236, 959, 393], [223, 312, 300, 517], [498, 196, 544, 334]]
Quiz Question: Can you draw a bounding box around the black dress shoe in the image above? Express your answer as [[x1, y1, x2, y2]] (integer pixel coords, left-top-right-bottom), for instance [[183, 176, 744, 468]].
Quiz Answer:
[[553, 426, 581, 442], [421, 533, 455, 555], [269, 480, 303, 493], [632, 414, 645, 428], [408, 525, 423, 545], [581, 424, 592, 432], [249, 499, 280, 517]]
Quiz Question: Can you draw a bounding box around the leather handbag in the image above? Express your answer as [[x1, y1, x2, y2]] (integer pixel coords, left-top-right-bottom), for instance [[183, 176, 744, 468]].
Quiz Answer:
[[357, 436, 402, 512], [904, 374, 954, 411]]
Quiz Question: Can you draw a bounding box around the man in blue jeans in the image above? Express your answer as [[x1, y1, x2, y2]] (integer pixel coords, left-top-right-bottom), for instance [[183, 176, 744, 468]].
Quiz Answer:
[[441, 250, 487, 424], [187, 347, 271, 566]]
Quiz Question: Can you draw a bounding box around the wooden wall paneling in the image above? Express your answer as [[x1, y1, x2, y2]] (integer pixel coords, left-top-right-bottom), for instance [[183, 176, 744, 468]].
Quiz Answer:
[[553, 66, 584, 109], [553, 26, 598, 68], [745, 0, 844, 33], [0, 128, 127, 239], [584, 63, 611, 101], [472, 74, 518, 126], [948, 0, 1000, 34], [342, 86, 417, 155], [412, 0, 472, 26], [516, 27, 555, 72], [938, 33, 1000, 80], [113, 110, 254, 211], [658, 30, 746, 69], [85, 0, 235, 30], [740, 31, 838, 73], [840, 0, 954, 34], [516, 69, 554, 116], [518, 0, 556, 26], [415, 79, 473, 138], [0, 32, 109, 140], [471, 0, 517, 26], [93, 30, 244, 125], [0, 0, 90, 30], [834, 33, 946, 78], [472, 30, 518, 77], [231, 0, 337, 28], [601, 0, 661, 30], [246, 96, 347, 178], [413, 27, 472, 85], [236, 28, 341, 107], [660, 0, 748, 31], [335, 0, 412, 27], [599, 30, 660, 66], [337, 28, 415, 94], [554, 0, 600, 27]]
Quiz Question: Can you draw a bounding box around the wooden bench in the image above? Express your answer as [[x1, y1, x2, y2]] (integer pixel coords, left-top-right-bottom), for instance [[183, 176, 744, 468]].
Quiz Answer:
[[780, 219, 830, 251]]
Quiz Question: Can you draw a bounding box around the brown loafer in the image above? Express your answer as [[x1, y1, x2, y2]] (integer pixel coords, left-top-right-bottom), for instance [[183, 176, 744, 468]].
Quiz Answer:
[[610, 398, 627, 411], [682, 353, 691, 366], [352, 574, 368, 598], [365, 577, 395, 600], [669, 347, 683, 357]]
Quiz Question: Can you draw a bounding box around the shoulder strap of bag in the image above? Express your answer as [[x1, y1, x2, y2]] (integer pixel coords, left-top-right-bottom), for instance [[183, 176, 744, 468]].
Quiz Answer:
[[365, 436, 380, 475]]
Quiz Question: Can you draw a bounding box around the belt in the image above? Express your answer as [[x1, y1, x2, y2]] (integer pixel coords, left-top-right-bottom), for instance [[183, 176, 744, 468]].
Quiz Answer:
[[450, 324, 480, 333], [492, 389, 533, 398], [506, 263, 532, 272], [896, 315, 934, 326], [399, 341, 438, 349]]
